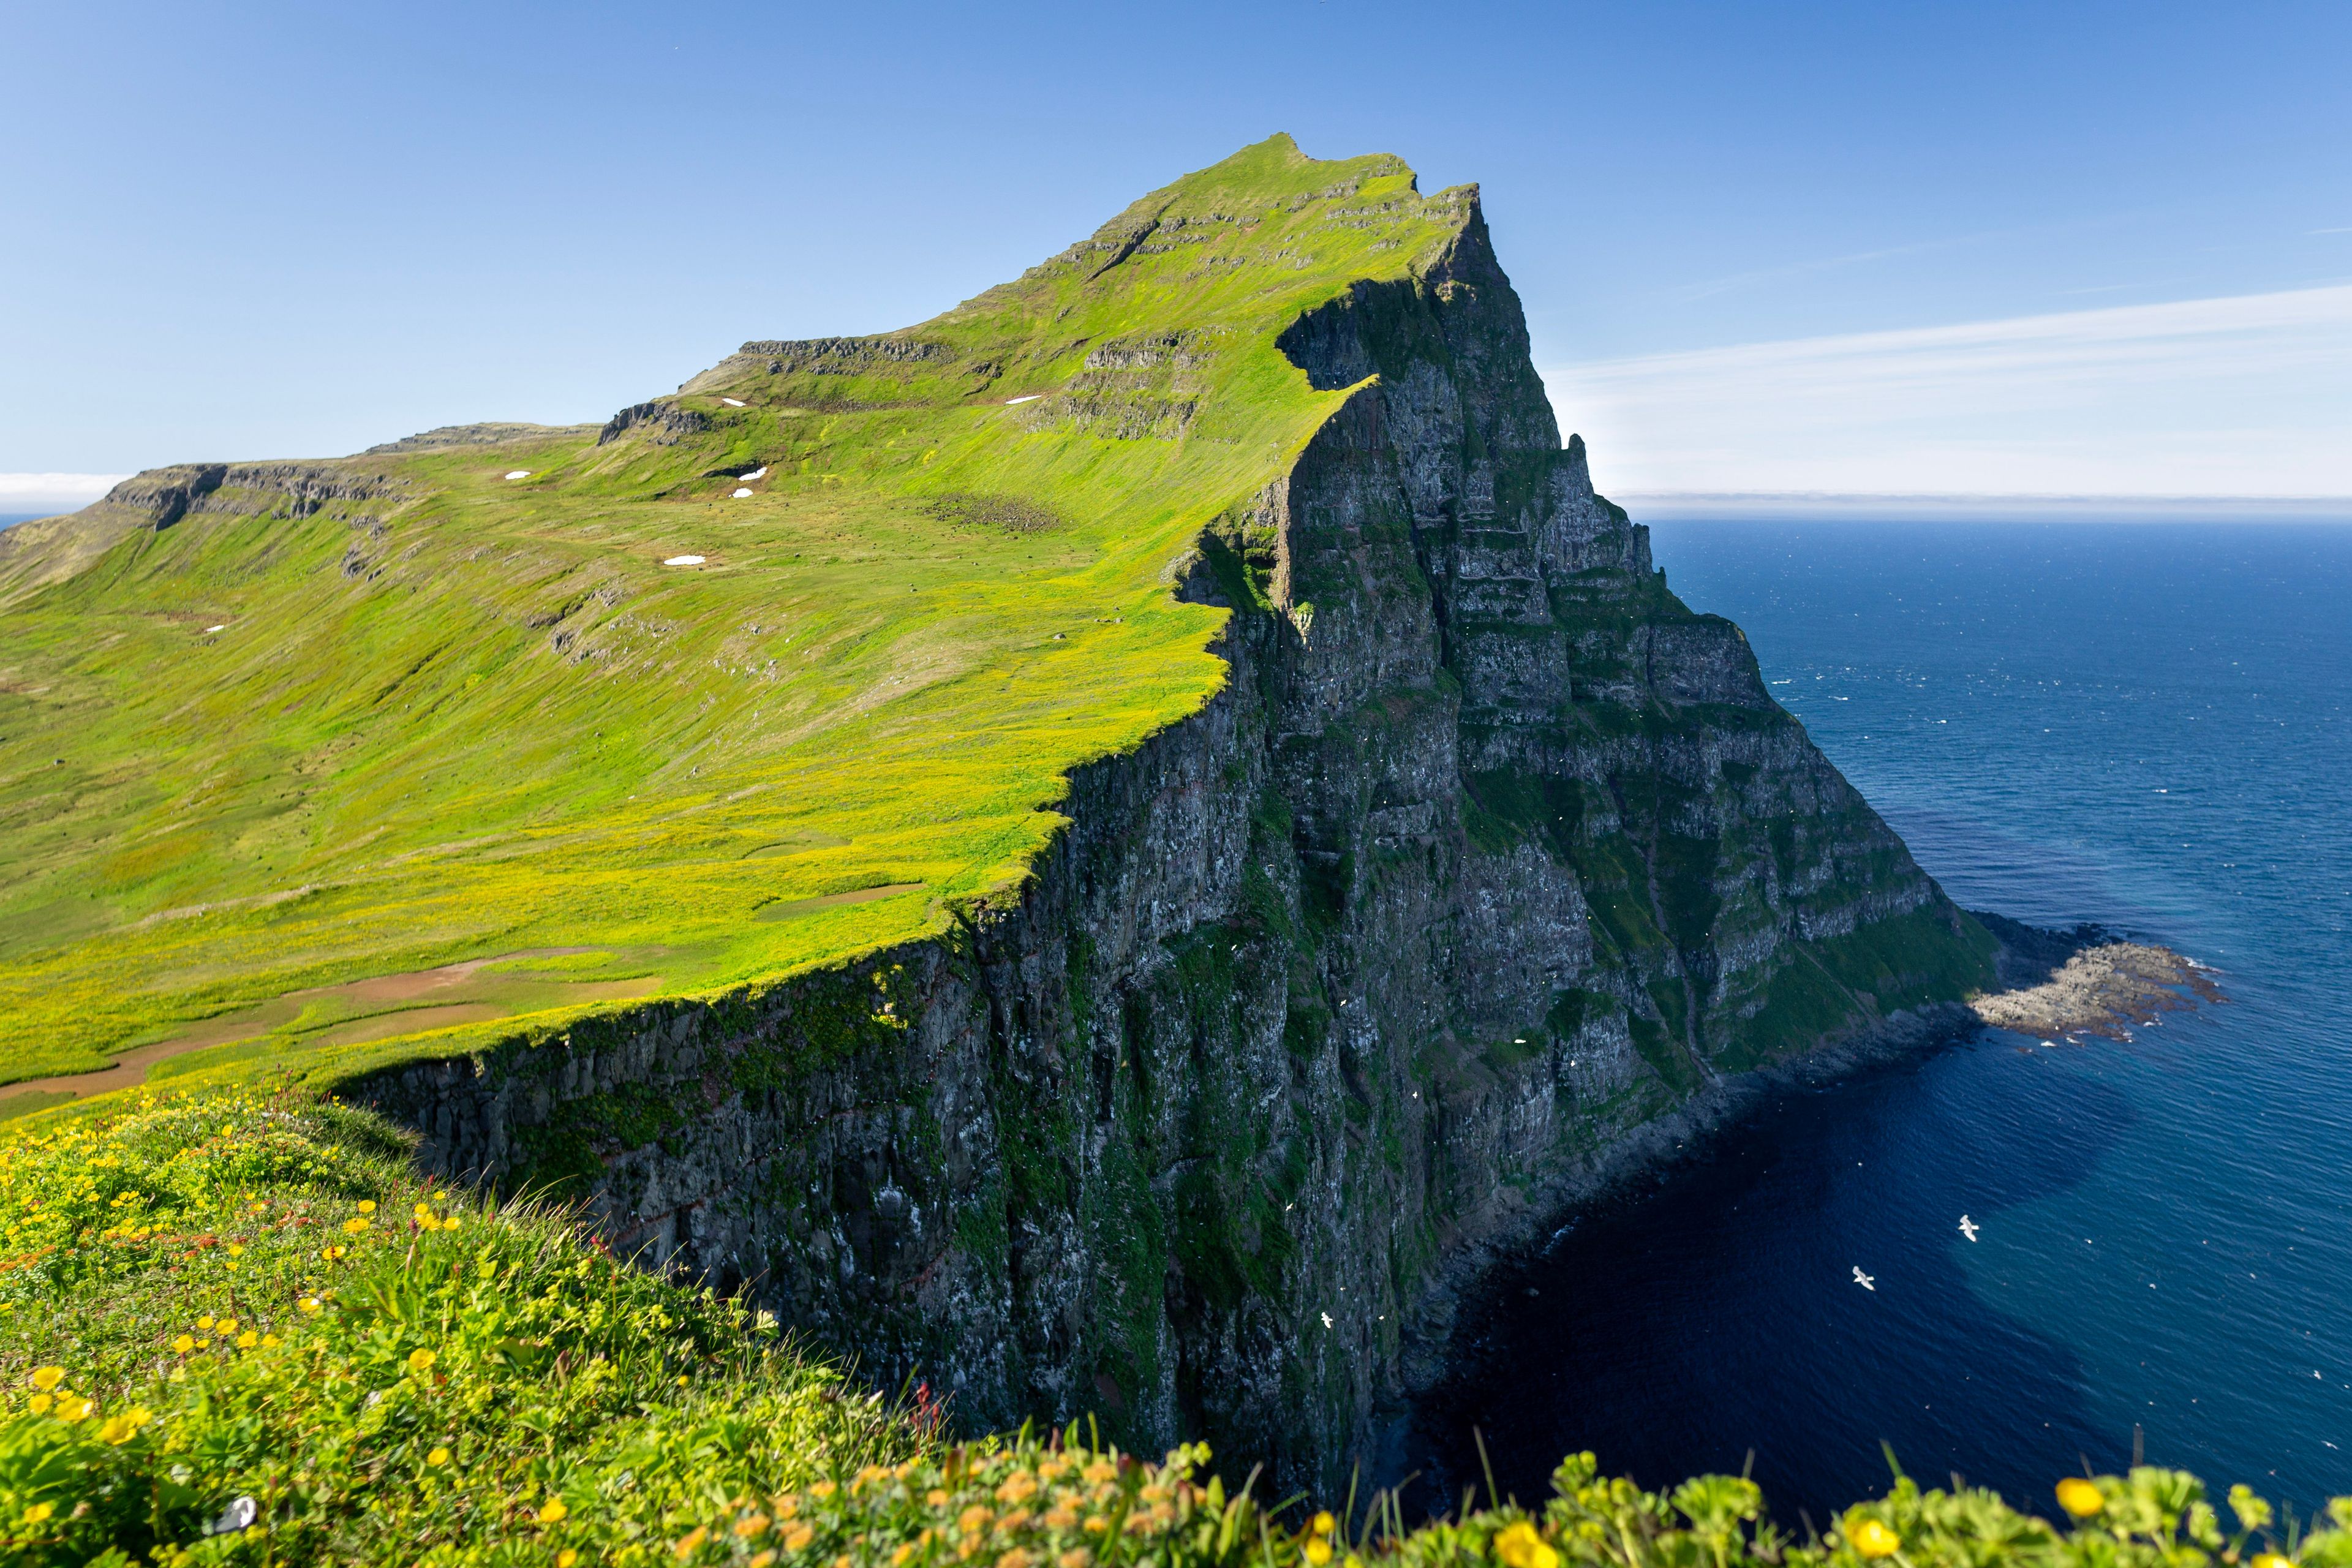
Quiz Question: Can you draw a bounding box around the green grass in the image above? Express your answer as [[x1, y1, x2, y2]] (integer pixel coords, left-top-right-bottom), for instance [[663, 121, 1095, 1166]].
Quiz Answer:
[[0, 135, 1469, 1091], [5, 1085, 2349, 1564]]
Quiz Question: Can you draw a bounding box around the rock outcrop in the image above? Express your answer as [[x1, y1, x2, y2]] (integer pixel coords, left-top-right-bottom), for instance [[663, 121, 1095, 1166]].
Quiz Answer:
[[351, 188, 1994, 1499]]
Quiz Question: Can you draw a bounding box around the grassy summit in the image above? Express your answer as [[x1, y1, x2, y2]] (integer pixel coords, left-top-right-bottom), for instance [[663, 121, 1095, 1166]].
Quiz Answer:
[[0, 135, 1468, 1091]]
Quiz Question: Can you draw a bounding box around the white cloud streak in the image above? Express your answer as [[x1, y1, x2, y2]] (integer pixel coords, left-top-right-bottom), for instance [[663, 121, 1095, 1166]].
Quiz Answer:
[[1541, 284, 2352, 497], [0, 472, 126, 512]]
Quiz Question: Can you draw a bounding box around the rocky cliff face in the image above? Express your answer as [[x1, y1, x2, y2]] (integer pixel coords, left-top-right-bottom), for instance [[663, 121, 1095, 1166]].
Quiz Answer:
[[352, 194, 1992, 1498]]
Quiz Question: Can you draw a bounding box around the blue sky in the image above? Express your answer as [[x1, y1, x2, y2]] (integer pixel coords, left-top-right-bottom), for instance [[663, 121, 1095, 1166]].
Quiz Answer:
[[4, 0, 2347, 509]]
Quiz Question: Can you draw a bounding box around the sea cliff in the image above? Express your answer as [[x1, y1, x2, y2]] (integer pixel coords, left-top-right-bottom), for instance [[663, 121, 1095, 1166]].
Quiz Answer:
[[349, 183, 1994, 1496]]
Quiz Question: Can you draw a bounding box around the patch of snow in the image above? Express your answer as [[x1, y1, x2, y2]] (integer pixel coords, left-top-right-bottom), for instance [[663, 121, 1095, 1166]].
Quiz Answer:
[[663, 555, 707, 567], [1005, 394, 1042, 405], [731, 487, 754, 499], [721, 398, 746, 407], [739, 467, 767, 481], [504, 470, 530, 480]]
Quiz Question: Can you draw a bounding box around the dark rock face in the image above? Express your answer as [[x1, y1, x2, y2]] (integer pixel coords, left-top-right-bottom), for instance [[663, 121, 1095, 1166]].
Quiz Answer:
[[352, 196, 1992, 1499], [596, 400, 713, 445]]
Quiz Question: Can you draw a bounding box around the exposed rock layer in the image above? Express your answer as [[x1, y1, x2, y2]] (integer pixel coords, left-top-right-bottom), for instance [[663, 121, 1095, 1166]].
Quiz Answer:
[[352, 195, 1994, 1498], [1969, 912, 2220, 1039]]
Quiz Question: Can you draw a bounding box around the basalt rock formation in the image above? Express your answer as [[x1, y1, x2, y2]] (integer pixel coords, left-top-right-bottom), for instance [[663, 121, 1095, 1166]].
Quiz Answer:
[[350, 158, 1995, 1498]]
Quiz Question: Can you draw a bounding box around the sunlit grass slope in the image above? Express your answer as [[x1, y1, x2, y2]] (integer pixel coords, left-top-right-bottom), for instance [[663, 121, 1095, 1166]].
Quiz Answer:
[[0, 135, 1466, 1087], [10, 1088, 2349, 1564]]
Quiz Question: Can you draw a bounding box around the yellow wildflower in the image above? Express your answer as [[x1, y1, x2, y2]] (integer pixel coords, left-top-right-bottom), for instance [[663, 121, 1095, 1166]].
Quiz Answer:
[[1059, 1553, 1091, 1568], [2253, 1556, 2292, 1568], [784, 1523, 817, 1551], [1847, 1517, 1902, 1559], [429, 1447, 451, 1466], [445, 1214, 462, 1231], [173, 1335, 195, 1354], [676, 1526, 710, 1557], [197, 1314, 215, 1330], [21, 1501, 53, 1525], [225, 1243, 244, 1257], [262, 1334, 280, 1348], [810, 1481, 838, 1499], [559, 1554, 580, 1568], [343, 1218, 371, 1234], [55, 1395, 92, 1422], [216, 1317, 236, 1333], [998, 1551, 1035, 1568], [1493, 1521, 1561, 1568], [415, 1203, 433, 1217], [538, 1496, 569, 1524], [407, 1348, 438, 1374], [299, 1297, 322, 1314], [2056, 1479, 2105, 1520], [28, 1393, 51, 1415], [1305, 1540, 1334, 1566], [357, 1199, 376, 1214], [737, 1511, 774, 1537], [1313, 1513, 1336, 1537], [753, 1554, 778, 1568], [236, 1331, 257, 1349], [97, 1408, 152, 1444], [28, 1366, 64, 1392]]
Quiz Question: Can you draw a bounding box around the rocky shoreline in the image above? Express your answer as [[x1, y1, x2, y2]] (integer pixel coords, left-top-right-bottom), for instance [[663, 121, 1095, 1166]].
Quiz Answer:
[[1969, 910, 2224, 1040], [1387, 911, 2222, 1498]]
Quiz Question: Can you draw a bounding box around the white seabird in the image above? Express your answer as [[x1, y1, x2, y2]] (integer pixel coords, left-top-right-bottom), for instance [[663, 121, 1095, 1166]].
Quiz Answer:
[[1853, 1267, 1875, 1291], [504, 470, 530, 480], [1959, 1215, 1981, 1242], [731, 488, 754, 499]]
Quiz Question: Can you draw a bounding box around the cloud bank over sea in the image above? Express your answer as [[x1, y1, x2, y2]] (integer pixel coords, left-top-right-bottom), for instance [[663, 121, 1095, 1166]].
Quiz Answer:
[[0, 472, 127, 515], [1544, 283, 2352, 499]]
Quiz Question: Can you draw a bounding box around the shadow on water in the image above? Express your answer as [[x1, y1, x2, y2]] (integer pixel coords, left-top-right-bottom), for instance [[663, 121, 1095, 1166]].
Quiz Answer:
[[1406, 1039, 2138, 1526]]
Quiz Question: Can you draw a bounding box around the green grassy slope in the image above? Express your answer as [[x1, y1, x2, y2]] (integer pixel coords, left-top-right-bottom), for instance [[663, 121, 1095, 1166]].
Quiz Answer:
[[0, 135, 1466, 1088], [4, 1090, 2344, 1564]]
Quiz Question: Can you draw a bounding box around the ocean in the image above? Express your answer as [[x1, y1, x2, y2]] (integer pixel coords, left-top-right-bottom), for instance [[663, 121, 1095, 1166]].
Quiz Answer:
[[1416, 520, 2352, 1526]]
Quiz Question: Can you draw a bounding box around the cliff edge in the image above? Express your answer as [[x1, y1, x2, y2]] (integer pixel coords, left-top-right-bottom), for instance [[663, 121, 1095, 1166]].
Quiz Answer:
[[341, 145, 1995, 1494]]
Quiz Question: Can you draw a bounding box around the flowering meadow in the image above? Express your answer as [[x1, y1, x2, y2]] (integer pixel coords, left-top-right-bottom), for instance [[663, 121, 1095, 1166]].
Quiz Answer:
[[3, 1087, 2349, 1567]]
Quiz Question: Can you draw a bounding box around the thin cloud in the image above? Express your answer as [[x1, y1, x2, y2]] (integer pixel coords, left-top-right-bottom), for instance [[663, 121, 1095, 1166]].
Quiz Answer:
[[1540, 284, 2352, 497], [1657, 236, 1973, 303]]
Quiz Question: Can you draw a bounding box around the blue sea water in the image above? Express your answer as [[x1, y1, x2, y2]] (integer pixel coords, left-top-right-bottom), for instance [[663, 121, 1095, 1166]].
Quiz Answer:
[[1420, 521, 2352, 1526]]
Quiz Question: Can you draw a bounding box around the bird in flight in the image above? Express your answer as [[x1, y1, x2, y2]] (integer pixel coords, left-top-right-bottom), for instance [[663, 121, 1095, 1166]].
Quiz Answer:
[[1853, 1267, 1875, 1291], [1959, 1215, 1981, 1242]]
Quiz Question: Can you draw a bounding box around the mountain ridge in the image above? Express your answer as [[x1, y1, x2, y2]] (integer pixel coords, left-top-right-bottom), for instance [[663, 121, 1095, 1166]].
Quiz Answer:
[[0, 137, 1994, 1491]]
